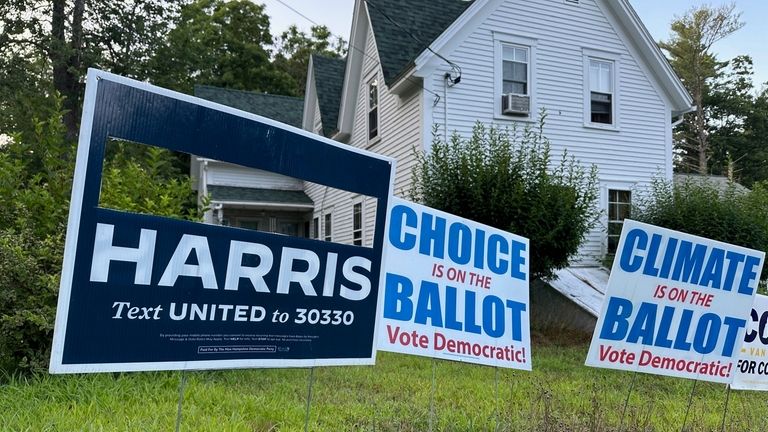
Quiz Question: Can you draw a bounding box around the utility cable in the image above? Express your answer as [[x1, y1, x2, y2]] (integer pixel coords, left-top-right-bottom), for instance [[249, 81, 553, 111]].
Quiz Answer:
[[365, 0, 462, 84]]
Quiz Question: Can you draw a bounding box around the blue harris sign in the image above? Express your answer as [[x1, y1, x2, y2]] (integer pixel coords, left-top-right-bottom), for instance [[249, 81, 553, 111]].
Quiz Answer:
[[49, 69, 395, 373]]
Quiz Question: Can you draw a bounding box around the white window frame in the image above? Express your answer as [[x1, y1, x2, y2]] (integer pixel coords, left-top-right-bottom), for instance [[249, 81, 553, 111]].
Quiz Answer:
[[312, 216, 319, 239], [366, 73, 380, 145], [604, 184, 632, 256], [493, 32, 537, 122], [583, 48, 621, 131], [352, 200, 364, 246], [323, 211, 333, 242]]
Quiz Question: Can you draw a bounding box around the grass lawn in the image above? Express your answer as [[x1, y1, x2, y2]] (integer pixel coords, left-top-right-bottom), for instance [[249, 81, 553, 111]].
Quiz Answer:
[[2, 342, 767, 431]]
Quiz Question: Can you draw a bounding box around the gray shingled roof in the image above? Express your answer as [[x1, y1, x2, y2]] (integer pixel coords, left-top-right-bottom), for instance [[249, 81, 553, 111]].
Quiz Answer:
[[208, 186, 314, 206], [673, 174, 749, 195], [366, 0, 474, 86], [194, 85, 304, 128], [312, 55, 346, 137]]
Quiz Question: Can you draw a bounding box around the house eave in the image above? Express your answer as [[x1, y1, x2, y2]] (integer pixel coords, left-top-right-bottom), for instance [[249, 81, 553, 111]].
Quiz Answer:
[[607, 0, 694, 113], [389, 67, 420, 96]]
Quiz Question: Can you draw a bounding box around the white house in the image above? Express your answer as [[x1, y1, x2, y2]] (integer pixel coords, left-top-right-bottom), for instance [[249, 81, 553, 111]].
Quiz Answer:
[[192, 0, 694, 328], [302, 0, 692, 258]]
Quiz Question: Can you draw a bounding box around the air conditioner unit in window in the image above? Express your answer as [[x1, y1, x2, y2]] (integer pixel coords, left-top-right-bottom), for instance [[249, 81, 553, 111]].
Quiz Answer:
[[501, 93, 530, 115]]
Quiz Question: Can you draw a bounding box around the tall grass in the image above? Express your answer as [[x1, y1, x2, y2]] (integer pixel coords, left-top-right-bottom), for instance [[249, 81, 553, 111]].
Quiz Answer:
[[1, 346, 765, 431]]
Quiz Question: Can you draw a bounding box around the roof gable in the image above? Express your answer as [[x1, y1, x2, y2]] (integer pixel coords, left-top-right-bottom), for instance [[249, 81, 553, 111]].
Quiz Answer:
[[194, 85, 304, 128], [311, 55, 347, 137], [366, 0, 473, 86], [409, 0, 692, 114]]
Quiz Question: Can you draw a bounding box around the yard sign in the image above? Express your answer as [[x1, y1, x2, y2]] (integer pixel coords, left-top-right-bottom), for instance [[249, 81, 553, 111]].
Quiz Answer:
[[49, 69, 395, 373], [732, 294, 768, 390], [378, 197, 531, 370], [586, 219, 764, 383]]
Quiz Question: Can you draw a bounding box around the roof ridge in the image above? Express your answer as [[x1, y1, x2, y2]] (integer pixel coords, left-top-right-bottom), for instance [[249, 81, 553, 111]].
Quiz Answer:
[[194, 84, 302, 101]]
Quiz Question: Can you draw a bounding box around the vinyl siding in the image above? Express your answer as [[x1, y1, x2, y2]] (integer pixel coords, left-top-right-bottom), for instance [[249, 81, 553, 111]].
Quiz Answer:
[[425, 0, 670, 264], [313, 97, 323, 135], [305, 22, 422, 247], [207, 162, 304, 190]]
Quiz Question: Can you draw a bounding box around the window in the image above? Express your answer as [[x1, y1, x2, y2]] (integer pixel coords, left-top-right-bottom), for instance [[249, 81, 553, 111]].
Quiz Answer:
[[368, 78, 379, 141], [494, 33, 536, 120], [313, 216, 319, 239], [502, 45, 528, 95], [607, 189, 631, 254], [353, 203, 363, 246], [324, 213, 332, 242], [588, 59, 614, 124]]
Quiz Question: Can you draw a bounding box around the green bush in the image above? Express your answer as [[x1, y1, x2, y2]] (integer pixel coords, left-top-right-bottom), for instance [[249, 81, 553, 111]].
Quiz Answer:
[[412, 118, 599, 280], [101, 141, 205, 220], [0, 108, 70, 374], [0, 110, 203, 375], [632, 177, 768, 280]]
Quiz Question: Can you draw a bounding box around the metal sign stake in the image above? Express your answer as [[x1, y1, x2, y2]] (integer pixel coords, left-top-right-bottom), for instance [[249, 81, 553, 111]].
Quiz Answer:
[[493, 366, 501, 432], [304, 367, 316, 432], [618, 370, 638, 432], [428, 358, 438, 432], [680, 379, 698, 432], [720, 384, 732, 432], [175, 370, 188, 432]]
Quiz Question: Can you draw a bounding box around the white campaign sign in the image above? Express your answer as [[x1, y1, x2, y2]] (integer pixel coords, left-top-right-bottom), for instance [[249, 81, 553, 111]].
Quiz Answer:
[[586, 219, 764, 383], [732, 295, 768, 390], [378, 197, 531, 370]]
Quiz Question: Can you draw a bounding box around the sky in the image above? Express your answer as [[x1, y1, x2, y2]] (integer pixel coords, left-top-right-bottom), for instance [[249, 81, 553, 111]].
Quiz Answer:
[[260, 0, 768, 88]]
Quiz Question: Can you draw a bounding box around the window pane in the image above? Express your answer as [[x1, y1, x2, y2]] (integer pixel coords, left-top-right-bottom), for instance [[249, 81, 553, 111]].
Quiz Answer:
[[313, 217, 319, 239], [512, 62, 527, 82], [503, 60, 513, 80], [502, 45, 516, 61], [589, 59, 613, 93], [608, 236, 619, 253], [617, 203, 631, 220], [617, 190, 631, 203], [591, 92, 612, 124], [368, 108, 378, 139], [600, 63, 612, 92], [353, 203, 362, 230], [607, 188, 631, 254], [589, 63, 600, 92], [503, 80, 525, 94], [369, 80, 378, 108], [324, 213, 332, 241], [514, 47, 528, 62]]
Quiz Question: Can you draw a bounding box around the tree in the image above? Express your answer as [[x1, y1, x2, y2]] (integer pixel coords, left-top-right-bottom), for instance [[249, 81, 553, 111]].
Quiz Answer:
[[0, 106, 203, 374], [0, 0, 184, 140], [632, 176, 768, 281], [151, 0, 294, 95], [707, 55, 766, 185], [659, 4, 744, 174], [273, 25, 347, 95], [412, 119, 599, 280]]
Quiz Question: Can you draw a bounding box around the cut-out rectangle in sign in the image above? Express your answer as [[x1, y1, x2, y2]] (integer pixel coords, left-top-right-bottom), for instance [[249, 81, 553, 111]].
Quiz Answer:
[[49, 69, 395, 373]]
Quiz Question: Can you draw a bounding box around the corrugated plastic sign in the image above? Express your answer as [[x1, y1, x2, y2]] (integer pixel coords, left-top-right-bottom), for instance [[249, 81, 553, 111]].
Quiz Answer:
[[49, 69, 395, 373]]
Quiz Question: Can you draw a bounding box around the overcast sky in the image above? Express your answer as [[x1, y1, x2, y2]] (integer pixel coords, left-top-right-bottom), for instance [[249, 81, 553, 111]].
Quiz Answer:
[[260, 0, 767, 89]]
